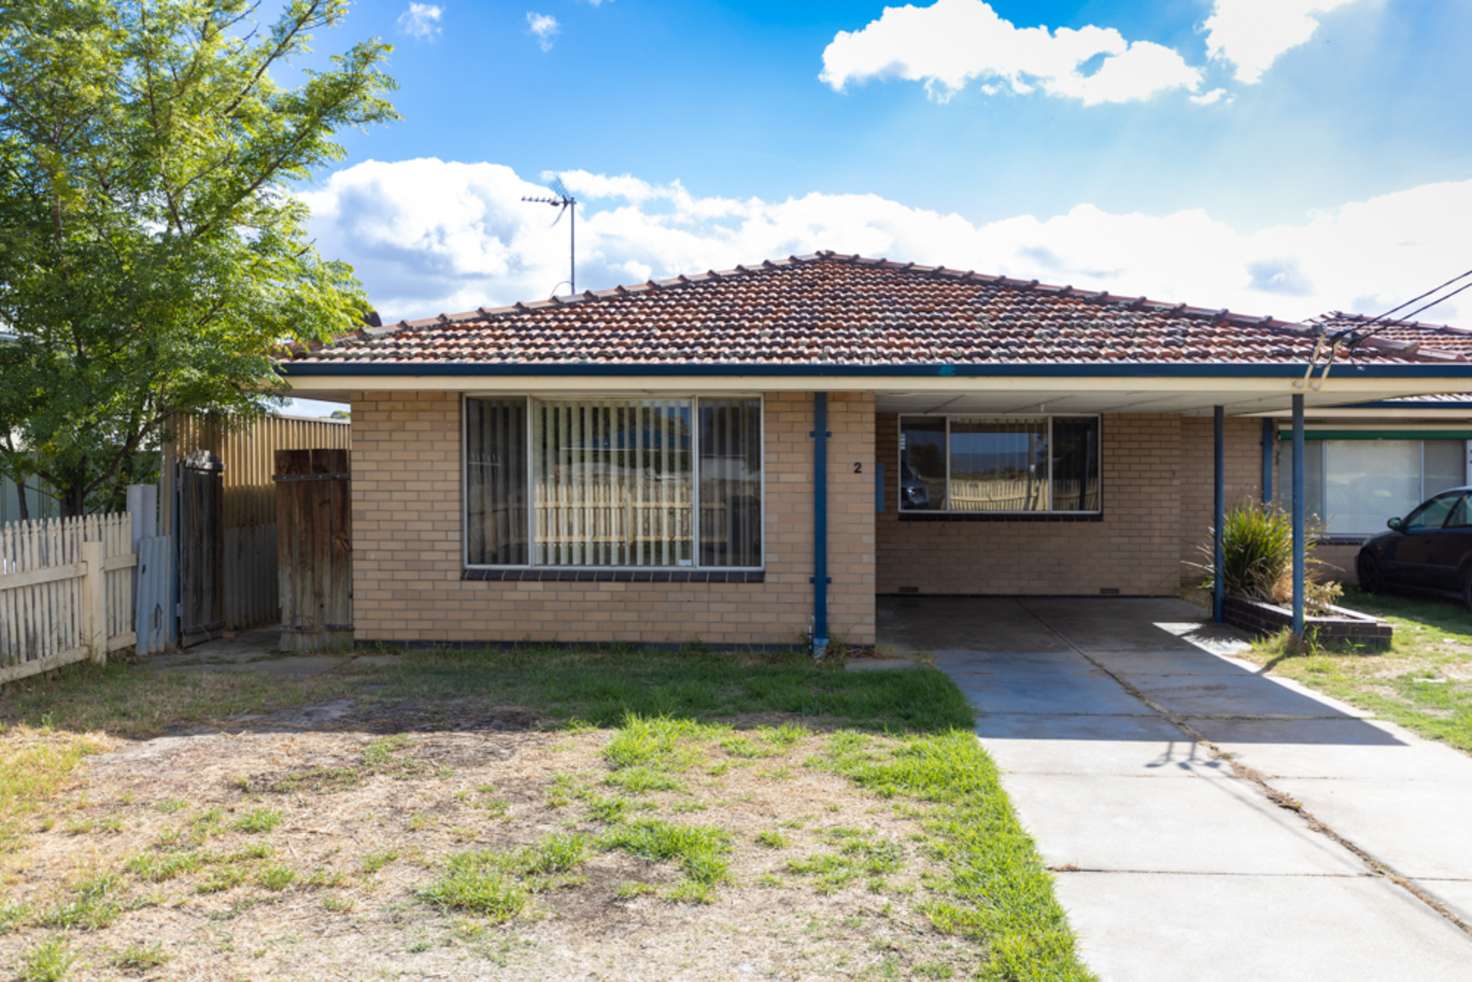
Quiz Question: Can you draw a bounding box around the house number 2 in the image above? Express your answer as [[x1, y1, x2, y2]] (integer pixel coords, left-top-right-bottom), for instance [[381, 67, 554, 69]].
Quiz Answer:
[[852, 462, 863, 474]]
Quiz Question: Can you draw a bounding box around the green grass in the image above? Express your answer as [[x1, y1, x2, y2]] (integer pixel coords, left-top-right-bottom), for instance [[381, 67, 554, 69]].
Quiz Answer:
[[126, 849, 205, 883], [37, 874, 122, 931], [601, 818, 732, 889], [1244, 586, 1472, 753], [420, 854, 531, 922], [231, 808, 283, 834], [819, 731, 1092, 982], [18, 936, 74, 982], [257, 864, 296, 891], [112, 941, 169, 971]]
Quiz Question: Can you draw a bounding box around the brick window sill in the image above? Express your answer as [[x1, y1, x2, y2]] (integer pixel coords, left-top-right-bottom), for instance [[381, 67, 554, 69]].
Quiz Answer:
[[462, 568, 766, 584], [897, 513, 1104, 523]]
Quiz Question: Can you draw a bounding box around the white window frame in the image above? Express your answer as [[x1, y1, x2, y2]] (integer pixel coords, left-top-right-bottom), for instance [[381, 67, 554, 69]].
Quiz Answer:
[[896, 413, 1103, 516], [461, 393, 766, 571]]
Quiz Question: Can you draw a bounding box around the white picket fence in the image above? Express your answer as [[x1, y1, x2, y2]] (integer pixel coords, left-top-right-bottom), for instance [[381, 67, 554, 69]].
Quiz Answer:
[[0, 514, 137, 684]]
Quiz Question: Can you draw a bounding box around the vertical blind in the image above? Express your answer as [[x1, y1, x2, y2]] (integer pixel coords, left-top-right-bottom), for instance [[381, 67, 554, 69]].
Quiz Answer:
[[466, 396, 762, 568], [465, 398, 528, 565], [699, 399, 762, 568]]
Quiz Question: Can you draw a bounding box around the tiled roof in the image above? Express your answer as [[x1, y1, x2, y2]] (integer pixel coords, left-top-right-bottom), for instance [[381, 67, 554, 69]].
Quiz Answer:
[[290, 254, 1459, 368], [1312, 311, 1472, 355]]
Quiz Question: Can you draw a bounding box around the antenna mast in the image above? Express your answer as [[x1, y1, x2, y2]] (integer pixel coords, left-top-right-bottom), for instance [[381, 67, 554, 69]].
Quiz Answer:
[[521, 178, 577, 296]]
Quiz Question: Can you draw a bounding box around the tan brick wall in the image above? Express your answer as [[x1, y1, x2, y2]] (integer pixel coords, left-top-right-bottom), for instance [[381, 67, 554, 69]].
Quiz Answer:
[[1178, 416, 1266, 574], [875, 413, 1186, 596], [349, 390, 875, 647]]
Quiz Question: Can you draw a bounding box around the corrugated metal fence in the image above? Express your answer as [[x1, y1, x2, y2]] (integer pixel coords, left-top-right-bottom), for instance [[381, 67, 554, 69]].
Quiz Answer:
[[171, 414, 350, 630]]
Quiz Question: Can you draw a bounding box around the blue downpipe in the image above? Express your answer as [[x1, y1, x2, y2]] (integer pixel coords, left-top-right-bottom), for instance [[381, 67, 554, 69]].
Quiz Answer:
[[812, 393, 829, 657], [1292, 394, 1306, 636], [1214, 406, 1226, 624], [1261, 417, 1275, 503]]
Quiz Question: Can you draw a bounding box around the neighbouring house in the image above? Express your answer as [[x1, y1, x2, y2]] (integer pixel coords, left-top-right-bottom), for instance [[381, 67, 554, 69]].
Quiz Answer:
[[280, 253, 1472, 649], [1256, 313, 1472, 580]]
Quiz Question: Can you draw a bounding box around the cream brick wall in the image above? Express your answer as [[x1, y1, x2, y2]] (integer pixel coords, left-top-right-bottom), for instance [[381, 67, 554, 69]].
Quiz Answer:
[[876, 413, 1188, 596], [1178, 416, 1267, 574], [349, 390, 875, 647]]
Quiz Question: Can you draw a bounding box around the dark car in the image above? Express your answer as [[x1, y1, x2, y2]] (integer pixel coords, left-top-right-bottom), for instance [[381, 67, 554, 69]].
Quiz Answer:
[[1357, 486, 1472, 606]]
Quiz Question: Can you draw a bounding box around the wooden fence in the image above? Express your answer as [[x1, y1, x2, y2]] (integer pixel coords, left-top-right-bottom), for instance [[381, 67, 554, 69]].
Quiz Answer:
[[276, 449, 352, 652], [0, 514, 136, 684], [169, 414, 350, 630]]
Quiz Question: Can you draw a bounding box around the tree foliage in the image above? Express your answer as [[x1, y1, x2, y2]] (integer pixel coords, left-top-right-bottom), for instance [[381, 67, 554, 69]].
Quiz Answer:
[[0, 0, 395, 513]]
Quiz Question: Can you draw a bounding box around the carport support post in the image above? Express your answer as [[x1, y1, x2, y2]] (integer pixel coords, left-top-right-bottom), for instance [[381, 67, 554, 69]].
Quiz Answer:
[[1291, 394, 1306, 636], [1213, 406, 1226, 624], [811, 392, 830, 657]]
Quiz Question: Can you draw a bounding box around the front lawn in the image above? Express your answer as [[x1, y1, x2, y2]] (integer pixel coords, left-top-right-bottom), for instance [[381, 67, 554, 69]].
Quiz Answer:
[[1240, 586, 1472, 753], [0, 646, 1090, 981]]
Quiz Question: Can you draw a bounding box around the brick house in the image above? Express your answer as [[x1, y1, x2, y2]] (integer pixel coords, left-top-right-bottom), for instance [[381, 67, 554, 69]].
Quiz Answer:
[[1253, 314, 1472, 580], [282, 254, 1472, 650]]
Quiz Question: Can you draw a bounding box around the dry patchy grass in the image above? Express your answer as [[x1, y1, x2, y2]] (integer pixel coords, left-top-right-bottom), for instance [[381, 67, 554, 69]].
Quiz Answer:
[[0, 646, 1088, 981]]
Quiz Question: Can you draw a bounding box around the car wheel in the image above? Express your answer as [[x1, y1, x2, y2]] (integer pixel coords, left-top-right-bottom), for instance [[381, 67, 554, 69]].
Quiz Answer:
[[1357, 553, 1382, 594]]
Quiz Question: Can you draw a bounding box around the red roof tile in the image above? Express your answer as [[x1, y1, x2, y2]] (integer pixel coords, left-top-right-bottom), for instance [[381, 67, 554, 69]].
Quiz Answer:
[[1312, 311, 1472, 355], [290, 254, 1457, 368]]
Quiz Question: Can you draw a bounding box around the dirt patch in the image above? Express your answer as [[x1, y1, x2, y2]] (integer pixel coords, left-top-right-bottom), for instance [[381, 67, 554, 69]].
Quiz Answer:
[[0, 710, 978, 980]]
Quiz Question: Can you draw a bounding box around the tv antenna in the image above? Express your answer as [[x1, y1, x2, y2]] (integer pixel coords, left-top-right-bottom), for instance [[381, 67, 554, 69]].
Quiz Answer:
[[522, 176, 577, 297]]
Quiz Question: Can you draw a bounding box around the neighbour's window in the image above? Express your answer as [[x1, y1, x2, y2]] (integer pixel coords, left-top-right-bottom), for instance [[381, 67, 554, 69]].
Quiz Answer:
[[1284, 438, 1468, 536], [898, 415, 1101, 514], [465, 397, 762, 568]]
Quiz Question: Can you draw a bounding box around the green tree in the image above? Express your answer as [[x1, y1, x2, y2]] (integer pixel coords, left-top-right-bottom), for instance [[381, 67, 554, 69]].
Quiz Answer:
[[0, 0, 395, 514]]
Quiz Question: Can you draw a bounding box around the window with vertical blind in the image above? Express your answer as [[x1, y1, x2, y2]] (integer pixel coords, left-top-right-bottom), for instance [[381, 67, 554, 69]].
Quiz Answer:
[[464, 396, 763, 569]]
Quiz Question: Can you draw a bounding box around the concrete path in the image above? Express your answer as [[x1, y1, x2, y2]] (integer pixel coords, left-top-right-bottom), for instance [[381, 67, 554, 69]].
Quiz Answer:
[[880, 596, 1472, 981]]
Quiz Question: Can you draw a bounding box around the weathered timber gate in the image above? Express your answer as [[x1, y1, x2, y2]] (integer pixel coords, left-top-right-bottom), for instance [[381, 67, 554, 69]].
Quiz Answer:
[[275, 449, 352, 652], [178, 451, 224, 646]]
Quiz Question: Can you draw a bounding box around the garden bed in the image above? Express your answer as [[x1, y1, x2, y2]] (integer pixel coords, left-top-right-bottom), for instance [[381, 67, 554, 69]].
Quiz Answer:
[[1223, 595, 1392, 650]]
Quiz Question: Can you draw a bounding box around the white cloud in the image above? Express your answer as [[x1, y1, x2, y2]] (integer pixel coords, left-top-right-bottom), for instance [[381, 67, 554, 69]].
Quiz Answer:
[[396, 2, 443, 40], [1203, 0, 1362, 83], [819, 0, 1202, 106], [301, 158, 1472, 328], [1189, 87, 1230, 106], [526, 11, 559, 51]]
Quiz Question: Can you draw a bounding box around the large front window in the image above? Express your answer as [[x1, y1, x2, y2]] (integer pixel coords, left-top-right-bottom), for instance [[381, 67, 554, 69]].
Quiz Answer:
[[898, 415, 1101, 514], [465, 396, 762, 568]]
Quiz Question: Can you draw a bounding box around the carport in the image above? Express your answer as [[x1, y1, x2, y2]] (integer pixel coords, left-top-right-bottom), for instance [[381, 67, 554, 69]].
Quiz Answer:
[[878, 596, 1472, 979]]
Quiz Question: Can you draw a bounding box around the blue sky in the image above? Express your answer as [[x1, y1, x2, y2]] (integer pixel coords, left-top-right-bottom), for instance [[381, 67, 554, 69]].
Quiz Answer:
[[328, 0, 1470, 227], [286, 1, 1472, 334]]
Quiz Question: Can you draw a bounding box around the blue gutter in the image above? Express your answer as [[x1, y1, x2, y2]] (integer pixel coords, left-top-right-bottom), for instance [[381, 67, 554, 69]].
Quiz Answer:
[[1213, 406, 1225, 624], [811, 393, 830, 659], [1260, 418, 1275, 503], [279, 361, 1472, 380], [1291, 394, 1306, 637]]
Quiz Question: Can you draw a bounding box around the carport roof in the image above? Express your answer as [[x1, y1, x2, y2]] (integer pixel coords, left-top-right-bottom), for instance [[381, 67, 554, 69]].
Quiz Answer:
[[284, 253, 1462, 373]]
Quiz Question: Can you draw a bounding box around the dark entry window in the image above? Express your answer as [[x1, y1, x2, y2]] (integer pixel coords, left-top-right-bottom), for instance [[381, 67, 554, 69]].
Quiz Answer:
[[898, 415, 1101, 515]]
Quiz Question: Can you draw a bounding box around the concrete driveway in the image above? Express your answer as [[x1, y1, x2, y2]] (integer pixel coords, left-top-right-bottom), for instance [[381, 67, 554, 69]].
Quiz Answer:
[[880, 596, 1472, 981]]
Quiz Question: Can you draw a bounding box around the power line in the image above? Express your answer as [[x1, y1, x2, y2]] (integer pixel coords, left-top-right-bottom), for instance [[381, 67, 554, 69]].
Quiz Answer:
[[1333, 267, 1472, 346]]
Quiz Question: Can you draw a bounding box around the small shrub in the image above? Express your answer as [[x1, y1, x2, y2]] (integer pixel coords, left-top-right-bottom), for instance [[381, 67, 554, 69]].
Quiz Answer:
[[1199, 500, 1341, 613]]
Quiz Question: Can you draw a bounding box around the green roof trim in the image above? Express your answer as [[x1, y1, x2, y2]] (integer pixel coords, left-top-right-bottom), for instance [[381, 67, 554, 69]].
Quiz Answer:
[[1276, 429, 1472, 441]]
